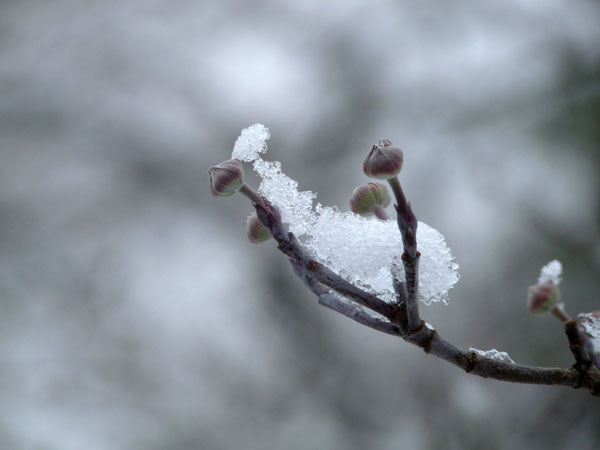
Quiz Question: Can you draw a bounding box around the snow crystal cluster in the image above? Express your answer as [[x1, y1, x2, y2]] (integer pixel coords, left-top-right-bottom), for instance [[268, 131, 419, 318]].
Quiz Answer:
[[307, 207, 458, 304], [253, 159, 316, 236], [232, 123, 270, 162], [468, 347, 515, 364], [231, 124, 460, 304], [537, 260, 562, 285]]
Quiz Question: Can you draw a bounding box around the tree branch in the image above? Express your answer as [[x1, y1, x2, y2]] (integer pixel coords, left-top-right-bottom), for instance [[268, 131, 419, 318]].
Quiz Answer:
[[254, 199, 600, 396]]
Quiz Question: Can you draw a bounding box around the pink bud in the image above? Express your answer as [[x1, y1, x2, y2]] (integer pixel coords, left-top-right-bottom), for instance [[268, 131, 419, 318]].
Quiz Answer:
[[208, 159, 244, 197], [363, 139, 404, 180], [246, 214, 272, 243], [527, 281, 561, 315], [350, 182, 391, 217]]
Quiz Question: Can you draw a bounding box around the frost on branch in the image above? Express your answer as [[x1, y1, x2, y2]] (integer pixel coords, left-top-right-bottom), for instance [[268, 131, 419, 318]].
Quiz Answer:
[[253, 159, 316, 236], [468, 347, 516, 364], [232, 124, 459, 305]]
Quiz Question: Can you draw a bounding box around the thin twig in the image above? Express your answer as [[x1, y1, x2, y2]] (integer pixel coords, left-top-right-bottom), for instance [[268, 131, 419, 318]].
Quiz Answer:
[[388, 175, 420, 331], [403, 252, 421, 332], [291, 259, 401, 336], [276, 230, 397, 319], [387, 176, 417, 259]]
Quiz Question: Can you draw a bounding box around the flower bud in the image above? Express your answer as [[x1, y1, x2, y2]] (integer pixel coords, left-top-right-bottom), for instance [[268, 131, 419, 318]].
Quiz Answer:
[[208, 159, 244, 197], [363, 139, 404, 180], [350, 182, 391, 217], [527, 281, 561, 315], [246, 214, 272, 243]]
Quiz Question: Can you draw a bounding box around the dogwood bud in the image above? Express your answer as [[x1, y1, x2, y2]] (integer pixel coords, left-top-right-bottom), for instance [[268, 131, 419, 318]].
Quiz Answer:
[[208, 159, 244, 197], [350, 182, 391, 217], [363, 139, 404, 180], [527, 281, 561, 315], [246, 214, 272, 243]]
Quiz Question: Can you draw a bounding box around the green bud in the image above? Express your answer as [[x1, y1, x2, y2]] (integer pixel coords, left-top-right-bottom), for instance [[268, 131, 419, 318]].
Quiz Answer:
[[246, 214, 272, 243], [363, 139, 404, 180], [208, 159, 244, 197], [350, 182, 391, 217], [527, 281, 561, 315]]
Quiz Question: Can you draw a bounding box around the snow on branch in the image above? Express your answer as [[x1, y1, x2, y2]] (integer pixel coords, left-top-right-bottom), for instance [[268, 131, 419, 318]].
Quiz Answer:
[[232, 123, 459, 305]]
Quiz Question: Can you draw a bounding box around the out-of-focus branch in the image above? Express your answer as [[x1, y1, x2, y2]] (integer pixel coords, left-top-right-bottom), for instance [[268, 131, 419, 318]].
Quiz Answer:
[[564, 320, 592, 384]]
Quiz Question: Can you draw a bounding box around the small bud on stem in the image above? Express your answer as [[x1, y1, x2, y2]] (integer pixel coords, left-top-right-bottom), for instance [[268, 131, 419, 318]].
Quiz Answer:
[[208, 159, 244, 197], [527, 281, 563, 318], [363, 139, 417, 258], [362, 139, 404, 180], [208, 158, 267, 208], [246, 214, 272, 243], [350, 182, 391, 219]]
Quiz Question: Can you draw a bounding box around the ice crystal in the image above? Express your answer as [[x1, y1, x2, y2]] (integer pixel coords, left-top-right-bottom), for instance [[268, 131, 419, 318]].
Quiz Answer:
[[537, 260, 562, 286], [469, 347, 515, 364], [231, 124, 460, 304], [232, 123, 270, 162], [306, 206, 458, 304], [253, 159, 316, 236]]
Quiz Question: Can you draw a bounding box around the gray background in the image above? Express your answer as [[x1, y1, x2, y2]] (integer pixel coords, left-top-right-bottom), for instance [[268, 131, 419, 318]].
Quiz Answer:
[[1, 1, 599, 449]]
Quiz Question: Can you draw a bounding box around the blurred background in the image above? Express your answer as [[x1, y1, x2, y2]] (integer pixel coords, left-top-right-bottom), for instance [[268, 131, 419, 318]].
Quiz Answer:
[[1, 0, 599, 449]]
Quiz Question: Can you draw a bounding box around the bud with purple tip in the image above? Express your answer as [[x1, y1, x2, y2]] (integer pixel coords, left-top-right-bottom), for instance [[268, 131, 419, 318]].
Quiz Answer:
[[350, 182, 391, 219], [527, 281, 561, 315], [208, 159, 244, 197], [363, 139, 404, 180], [246, 214, 272, 243]]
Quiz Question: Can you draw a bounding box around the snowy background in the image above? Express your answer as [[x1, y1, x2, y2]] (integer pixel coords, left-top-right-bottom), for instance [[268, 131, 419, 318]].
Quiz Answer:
[[1, 0, 600, 449]]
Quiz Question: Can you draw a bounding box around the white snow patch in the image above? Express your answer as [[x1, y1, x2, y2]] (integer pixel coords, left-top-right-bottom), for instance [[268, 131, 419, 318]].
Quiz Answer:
[[469, 347, 515, 364], [232, 123, 270, 162]]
